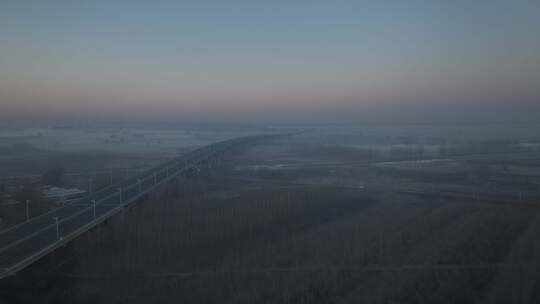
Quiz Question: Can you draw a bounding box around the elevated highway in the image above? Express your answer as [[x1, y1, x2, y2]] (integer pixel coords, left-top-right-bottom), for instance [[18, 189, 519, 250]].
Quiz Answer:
[[0, 134, 278, 279]]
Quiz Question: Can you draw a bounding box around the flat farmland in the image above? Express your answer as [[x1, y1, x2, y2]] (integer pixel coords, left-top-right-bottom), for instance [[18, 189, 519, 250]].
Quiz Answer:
[[4, 133, 537, 303]]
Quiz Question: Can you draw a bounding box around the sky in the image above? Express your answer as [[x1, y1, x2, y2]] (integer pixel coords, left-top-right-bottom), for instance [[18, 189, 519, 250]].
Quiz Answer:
[[1, 0, 539, 124]]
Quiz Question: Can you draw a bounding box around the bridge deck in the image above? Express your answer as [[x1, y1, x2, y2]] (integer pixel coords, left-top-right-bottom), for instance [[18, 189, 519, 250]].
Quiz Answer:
[[0, 134, 274, 279]]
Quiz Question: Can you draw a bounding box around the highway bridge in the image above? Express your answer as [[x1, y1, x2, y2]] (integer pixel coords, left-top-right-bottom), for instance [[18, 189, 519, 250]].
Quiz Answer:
[[0, 134, 277, 279]]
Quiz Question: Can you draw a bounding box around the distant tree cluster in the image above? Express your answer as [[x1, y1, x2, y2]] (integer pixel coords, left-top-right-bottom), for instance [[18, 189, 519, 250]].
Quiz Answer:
[[0, 143, 38, 155], [41, 166, 65, 187]]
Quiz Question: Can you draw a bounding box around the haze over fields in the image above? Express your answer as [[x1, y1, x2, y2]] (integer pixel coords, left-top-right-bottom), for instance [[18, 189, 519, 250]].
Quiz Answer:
[[1, 1, 540, 304]]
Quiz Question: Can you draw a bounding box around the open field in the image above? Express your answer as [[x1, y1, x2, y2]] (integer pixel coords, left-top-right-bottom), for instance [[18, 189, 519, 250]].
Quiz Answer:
[[0, 126, 538, 303]]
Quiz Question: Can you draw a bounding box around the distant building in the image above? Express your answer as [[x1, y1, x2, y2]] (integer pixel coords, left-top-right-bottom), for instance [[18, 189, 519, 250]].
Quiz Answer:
[[42, 186, 87, 204]]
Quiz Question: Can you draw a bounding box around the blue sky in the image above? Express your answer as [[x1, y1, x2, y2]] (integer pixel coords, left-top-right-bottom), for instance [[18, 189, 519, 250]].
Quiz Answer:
[[1, 1, 539, 123]]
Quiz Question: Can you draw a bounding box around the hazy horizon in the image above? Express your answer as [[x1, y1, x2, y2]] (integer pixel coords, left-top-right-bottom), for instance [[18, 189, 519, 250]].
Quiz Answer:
[[1, 1, 539, 124]]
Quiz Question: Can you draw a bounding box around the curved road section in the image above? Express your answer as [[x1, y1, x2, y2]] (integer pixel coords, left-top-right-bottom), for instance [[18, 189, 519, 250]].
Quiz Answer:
[[0, 134, 276, 279]]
